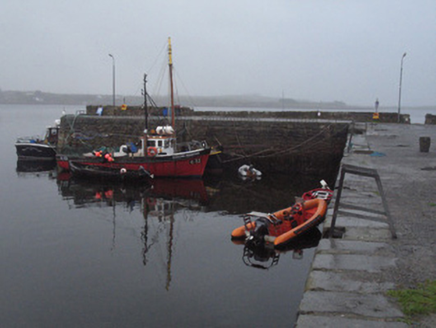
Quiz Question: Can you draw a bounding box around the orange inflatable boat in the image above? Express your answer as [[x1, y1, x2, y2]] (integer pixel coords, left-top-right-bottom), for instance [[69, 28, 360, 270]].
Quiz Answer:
[[231, 198, 328, 249]]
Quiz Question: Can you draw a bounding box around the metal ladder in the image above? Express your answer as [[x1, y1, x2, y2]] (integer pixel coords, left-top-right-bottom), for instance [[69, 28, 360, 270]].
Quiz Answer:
[[329, 164, 397, 239]]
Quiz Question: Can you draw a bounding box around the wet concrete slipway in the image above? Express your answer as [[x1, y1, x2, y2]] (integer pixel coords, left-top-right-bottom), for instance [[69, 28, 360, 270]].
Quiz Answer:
[[296, 123, 436, 328]]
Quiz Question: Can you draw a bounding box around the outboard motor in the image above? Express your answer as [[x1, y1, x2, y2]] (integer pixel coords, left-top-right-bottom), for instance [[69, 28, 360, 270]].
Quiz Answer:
[[247, 217, 270, 246]]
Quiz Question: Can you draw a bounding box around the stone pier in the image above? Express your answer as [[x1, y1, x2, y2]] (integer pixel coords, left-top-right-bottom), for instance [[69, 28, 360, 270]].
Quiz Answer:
[[296, 123, 436, 328]]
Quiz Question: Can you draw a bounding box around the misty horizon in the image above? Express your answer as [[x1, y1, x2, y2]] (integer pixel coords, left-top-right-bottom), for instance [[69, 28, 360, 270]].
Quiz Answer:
[[1, 1, 436, 108], [2, 88, 434, 109]]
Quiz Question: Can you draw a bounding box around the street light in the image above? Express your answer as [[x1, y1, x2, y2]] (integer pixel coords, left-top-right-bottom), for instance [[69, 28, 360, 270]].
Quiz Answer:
[[397, 52, 407, 123], [109, 54, 115, 106]]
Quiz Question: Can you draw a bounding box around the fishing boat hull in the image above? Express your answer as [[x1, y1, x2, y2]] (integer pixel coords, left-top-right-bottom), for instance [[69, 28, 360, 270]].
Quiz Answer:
[[15, 142, 57, 161], [231, 198, 327, 249], [56, 154, 71, 171], [65, 148, 211, 178]]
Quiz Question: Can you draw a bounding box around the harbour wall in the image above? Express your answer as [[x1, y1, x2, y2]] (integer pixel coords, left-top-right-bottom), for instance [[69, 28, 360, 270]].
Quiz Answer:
[[57, 106, 410, 184], [84, 105, 411, 123]]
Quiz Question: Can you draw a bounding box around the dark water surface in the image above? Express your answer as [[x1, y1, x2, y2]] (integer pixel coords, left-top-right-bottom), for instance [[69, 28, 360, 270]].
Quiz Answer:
[[1, 105, 329, 327]]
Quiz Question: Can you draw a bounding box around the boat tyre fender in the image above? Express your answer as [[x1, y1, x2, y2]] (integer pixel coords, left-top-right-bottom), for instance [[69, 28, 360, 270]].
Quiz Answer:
[[147, 147, 157, 157]]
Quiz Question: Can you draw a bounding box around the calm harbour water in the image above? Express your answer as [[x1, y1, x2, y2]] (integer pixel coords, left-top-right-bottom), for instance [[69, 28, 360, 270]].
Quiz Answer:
[[2, 104, 431, 327], [0, 104, 331, 327]]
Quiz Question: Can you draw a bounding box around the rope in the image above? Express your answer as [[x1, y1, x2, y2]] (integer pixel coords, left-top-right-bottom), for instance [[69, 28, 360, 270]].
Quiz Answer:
[[232, 119, 249, 160], [222, 123, 349, 163]]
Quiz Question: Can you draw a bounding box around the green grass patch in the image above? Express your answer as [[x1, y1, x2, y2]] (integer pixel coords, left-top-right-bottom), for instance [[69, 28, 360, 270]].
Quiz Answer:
[[428, 202, 436, 207], [387, 280, 436, 317]]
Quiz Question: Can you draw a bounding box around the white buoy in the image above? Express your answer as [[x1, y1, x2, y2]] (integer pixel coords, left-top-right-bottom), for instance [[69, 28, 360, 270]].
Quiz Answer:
[[320, 180, 329, 189]]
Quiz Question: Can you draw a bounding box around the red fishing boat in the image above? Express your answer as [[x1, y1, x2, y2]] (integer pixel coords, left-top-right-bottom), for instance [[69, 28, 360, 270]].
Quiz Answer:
[[60, 38, 211, 178]]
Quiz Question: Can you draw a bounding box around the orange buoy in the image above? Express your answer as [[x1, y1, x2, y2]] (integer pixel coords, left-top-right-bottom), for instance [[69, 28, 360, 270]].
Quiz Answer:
[[94, 150, 102, 157], [104, 153, 114, 162]]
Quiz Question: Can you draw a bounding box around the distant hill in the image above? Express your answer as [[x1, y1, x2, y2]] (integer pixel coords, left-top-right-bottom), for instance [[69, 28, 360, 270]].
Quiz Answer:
[[0, 89, 358, 109], [0, 90, 114, 106]]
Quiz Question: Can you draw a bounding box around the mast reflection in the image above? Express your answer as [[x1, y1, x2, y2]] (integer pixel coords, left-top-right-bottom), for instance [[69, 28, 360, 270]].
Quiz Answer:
[[57, 176, 211, 290]]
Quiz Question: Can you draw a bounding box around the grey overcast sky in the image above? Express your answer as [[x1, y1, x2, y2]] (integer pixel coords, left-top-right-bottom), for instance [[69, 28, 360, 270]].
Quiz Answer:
[[1, 0, 435, 106]]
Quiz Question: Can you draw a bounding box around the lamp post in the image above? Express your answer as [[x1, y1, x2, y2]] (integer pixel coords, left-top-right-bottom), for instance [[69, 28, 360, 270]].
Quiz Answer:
[[397, 52, 406, 123], [109, 54, 115, 106]]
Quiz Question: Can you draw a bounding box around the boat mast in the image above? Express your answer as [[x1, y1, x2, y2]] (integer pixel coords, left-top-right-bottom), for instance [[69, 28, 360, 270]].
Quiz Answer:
[[168, 37, 175, 129], [143, 73, 148, 156], [143, 74, 148, 131]]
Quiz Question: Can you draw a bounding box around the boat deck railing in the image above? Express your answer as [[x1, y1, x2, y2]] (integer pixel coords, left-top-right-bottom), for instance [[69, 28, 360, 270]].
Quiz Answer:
[[16, 136, 44, 143]]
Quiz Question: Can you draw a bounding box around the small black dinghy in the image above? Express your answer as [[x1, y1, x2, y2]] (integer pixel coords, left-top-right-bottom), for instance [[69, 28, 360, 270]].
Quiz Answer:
[[69, 161, 153, 181]]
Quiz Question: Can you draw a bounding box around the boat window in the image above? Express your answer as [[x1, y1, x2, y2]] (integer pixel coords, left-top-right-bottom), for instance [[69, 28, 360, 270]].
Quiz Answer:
[[164, 140, 169, 148], [158, 140, 163, 148], [147, 140, 156, 147]]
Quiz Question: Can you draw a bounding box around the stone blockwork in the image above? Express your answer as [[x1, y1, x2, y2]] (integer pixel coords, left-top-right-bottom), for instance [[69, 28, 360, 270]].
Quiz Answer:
[[425, 113, 436, 124]]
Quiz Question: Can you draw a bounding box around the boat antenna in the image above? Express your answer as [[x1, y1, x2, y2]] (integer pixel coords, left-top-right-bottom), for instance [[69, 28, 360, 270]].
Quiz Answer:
[[168, 37, 175, 129], [143, 73, 148, 131]]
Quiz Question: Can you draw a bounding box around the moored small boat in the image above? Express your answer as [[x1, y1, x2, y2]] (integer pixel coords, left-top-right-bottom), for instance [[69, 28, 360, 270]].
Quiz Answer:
[[69, 160, 153, 181], [238, 164, 262, 179], [15, 120, 60, 161], [231, 183, 332, 249], [231, 198, 327, 249]]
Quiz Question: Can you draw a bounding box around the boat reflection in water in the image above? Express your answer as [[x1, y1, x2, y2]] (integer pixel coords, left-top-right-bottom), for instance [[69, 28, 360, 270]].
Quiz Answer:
[[57, 175, 212, 290], [16, 160, 58, 179], [57, 175, 210, 210], [56, 172, 332, 282], [232, 228, 322, 270], [16, 159, 57, 173]]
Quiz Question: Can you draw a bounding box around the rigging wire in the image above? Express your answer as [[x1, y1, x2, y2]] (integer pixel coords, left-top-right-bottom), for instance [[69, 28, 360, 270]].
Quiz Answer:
[[129, 42, 168, 99], [173, 67, 197, 108], [145, 41, 167, 76]]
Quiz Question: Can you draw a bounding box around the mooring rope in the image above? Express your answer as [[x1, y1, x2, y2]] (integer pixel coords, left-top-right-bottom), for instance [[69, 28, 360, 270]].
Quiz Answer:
[[222, 123, 348, 163]]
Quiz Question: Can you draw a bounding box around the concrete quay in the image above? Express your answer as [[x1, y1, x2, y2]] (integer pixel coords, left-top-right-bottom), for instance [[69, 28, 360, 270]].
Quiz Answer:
[[296, 123, 436, 327]]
